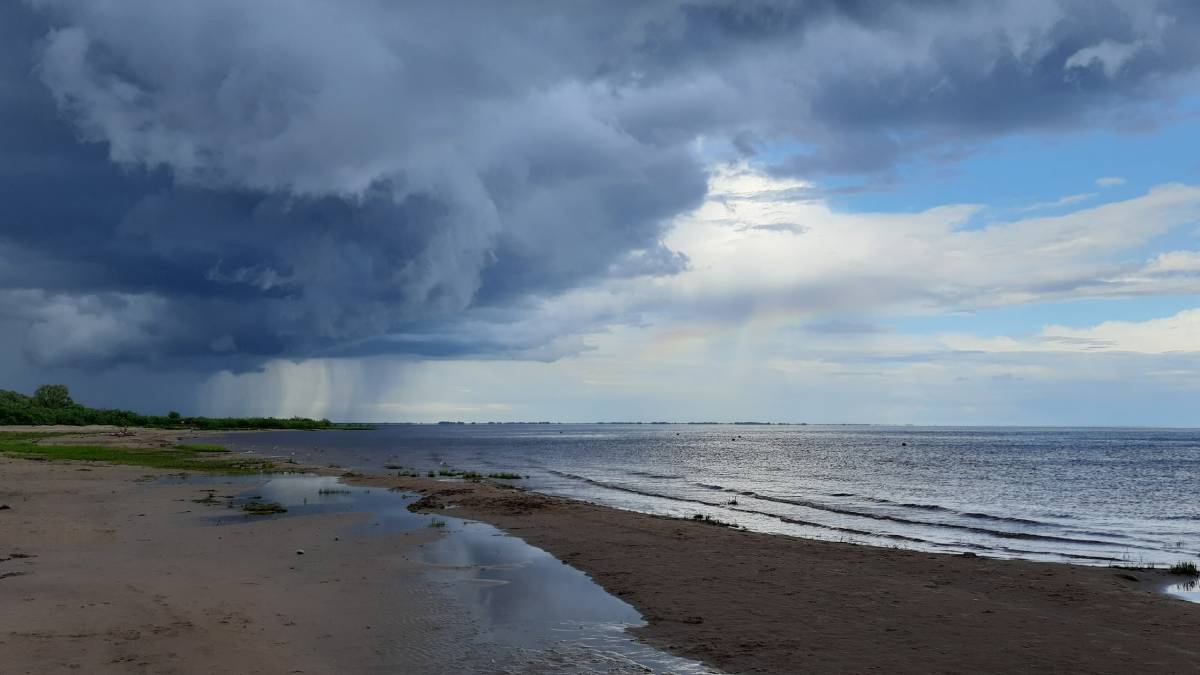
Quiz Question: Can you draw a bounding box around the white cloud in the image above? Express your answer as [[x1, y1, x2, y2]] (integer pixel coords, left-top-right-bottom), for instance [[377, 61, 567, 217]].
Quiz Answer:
[[644, 169, 1200, 318], [1096, 176, 1127, 187], [1065, 39, 1146, 77], [1017, 192, 1097, 212], [943, 308, 1200, 355], [1143, 250, 1200, 274], [1041, 310, 1200, 353]]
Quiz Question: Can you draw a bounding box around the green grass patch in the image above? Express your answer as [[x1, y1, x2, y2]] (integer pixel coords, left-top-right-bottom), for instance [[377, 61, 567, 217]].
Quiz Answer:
[[241, 501, 287, 515], [435, 468, 504, 482], [1169, 561, 1199, 576], [0, 432, 273, 474], [173, 443, 229, 453]]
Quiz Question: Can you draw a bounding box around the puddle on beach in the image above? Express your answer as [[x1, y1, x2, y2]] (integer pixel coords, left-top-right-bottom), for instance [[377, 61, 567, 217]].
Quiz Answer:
[[165, 473, 719, 673]]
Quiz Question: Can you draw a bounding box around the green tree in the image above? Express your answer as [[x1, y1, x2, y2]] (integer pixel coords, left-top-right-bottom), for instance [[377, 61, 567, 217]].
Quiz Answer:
[[167, 411, 182, 422], [33, 384, 73, 409]]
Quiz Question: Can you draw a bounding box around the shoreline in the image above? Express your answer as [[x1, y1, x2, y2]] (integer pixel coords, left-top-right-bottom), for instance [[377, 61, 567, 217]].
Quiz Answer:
[[350, 472, 1200, 674], [4, 428, 1200, 673]]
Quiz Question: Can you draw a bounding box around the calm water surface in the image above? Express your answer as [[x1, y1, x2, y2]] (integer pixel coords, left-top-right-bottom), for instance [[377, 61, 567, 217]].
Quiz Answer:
[[217, 424, 1200, 566]]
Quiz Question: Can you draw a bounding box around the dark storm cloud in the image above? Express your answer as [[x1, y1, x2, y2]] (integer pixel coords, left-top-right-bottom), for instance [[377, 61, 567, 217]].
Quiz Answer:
[[3, 0, 1200, 372]]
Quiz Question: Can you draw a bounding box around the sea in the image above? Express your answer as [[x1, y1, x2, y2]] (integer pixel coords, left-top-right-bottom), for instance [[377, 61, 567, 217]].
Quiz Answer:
[[215, 424, 1200, 567]]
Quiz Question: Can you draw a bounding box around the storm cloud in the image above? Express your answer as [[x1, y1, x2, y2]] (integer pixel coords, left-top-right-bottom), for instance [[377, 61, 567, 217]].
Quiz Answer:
[[3, 0, 1200, 377]]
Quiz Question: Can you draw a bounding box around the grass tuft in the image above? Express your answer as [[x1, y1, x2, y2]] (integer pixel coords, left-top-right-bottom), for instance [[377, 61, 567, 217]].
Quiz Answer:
[[1169, 561, 1199, 576], [690, 513, 741, 529], [436, 467, 520, 482], [241, 501, 287, 515]]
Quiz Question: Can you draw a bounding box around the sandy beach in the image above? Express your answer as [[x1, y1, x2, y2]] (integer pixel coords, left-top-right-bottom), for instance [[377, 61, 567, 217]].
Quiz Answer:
[[0, 455, 480, 674], [2, 429, 1199, 674]]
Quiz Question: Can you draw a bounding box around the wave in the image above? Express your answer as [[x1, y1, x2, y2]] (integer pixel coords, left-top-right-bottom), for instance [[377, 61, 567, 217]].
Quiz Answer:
[[686, 481, 1170, 549], [552, 471, 1154, 553], [628, 471, 684, 480], [827, 492, 1060, 528], [549, 471, 935, 545]]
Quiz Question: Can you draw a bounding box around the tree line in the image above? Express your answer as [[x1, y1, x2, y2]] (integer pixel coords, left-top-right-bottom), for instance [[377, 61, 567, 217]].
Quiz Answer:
[[0, 384, 334, 430]]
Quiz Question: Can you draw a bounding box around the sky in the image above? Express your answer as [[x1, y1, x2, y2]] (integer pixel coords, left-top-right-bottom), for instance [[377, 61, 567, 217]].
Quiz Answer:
[[2, 0, 1200, 425]]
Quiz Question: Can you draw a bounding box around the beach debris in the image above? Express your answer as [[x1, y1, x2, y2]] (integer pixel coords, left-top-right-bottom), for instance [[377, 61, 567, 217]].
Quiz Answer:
[[295, 549, 305, 555], [0, 504, 10, 510], [960, 552, 977, 558], [0, 571, 26, 580]]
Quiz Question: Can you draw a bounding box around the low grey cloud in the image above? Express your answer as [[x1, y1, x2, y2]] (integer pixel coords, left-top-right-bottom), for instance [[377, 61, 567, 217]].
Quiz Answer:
[[2, 0, 1200, 387]]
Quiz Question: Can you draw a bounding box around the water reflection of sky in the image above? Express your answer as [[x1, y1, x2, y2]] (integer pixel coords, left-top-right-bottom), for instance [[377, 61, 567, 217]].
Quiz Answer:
[[1168, 578, 1200, 604], [172, 473, 719, 673]]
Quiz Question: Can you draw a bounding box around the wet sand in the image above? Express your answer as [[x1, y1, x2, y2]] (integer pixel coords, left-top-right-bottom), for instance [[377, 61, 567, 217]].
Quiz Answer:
[[387, 477, 1200, 674], [0, 456, 478, 674]]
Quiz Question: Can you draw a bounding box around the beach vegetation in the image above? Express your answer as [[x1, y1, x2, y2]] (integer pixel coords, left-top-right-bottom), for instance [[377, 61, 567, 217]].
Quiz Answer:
[[241, 500, 287, 515], [690, 513, 741, 529], [435, 467, 519, 482], [429, 518, 447, 528], [0, 432, 275, 474], [437, 468, 480, 480], [317, 487, 351, 495], [1169, 561, 1198, 576]]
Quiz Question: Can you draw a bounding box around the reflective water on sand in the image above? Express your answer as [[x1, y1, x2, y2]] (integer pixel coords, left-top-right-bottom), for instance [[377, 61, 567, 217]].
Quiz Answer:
[[170, 473, 718, 673], [1167, 578, 1200, 604]]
